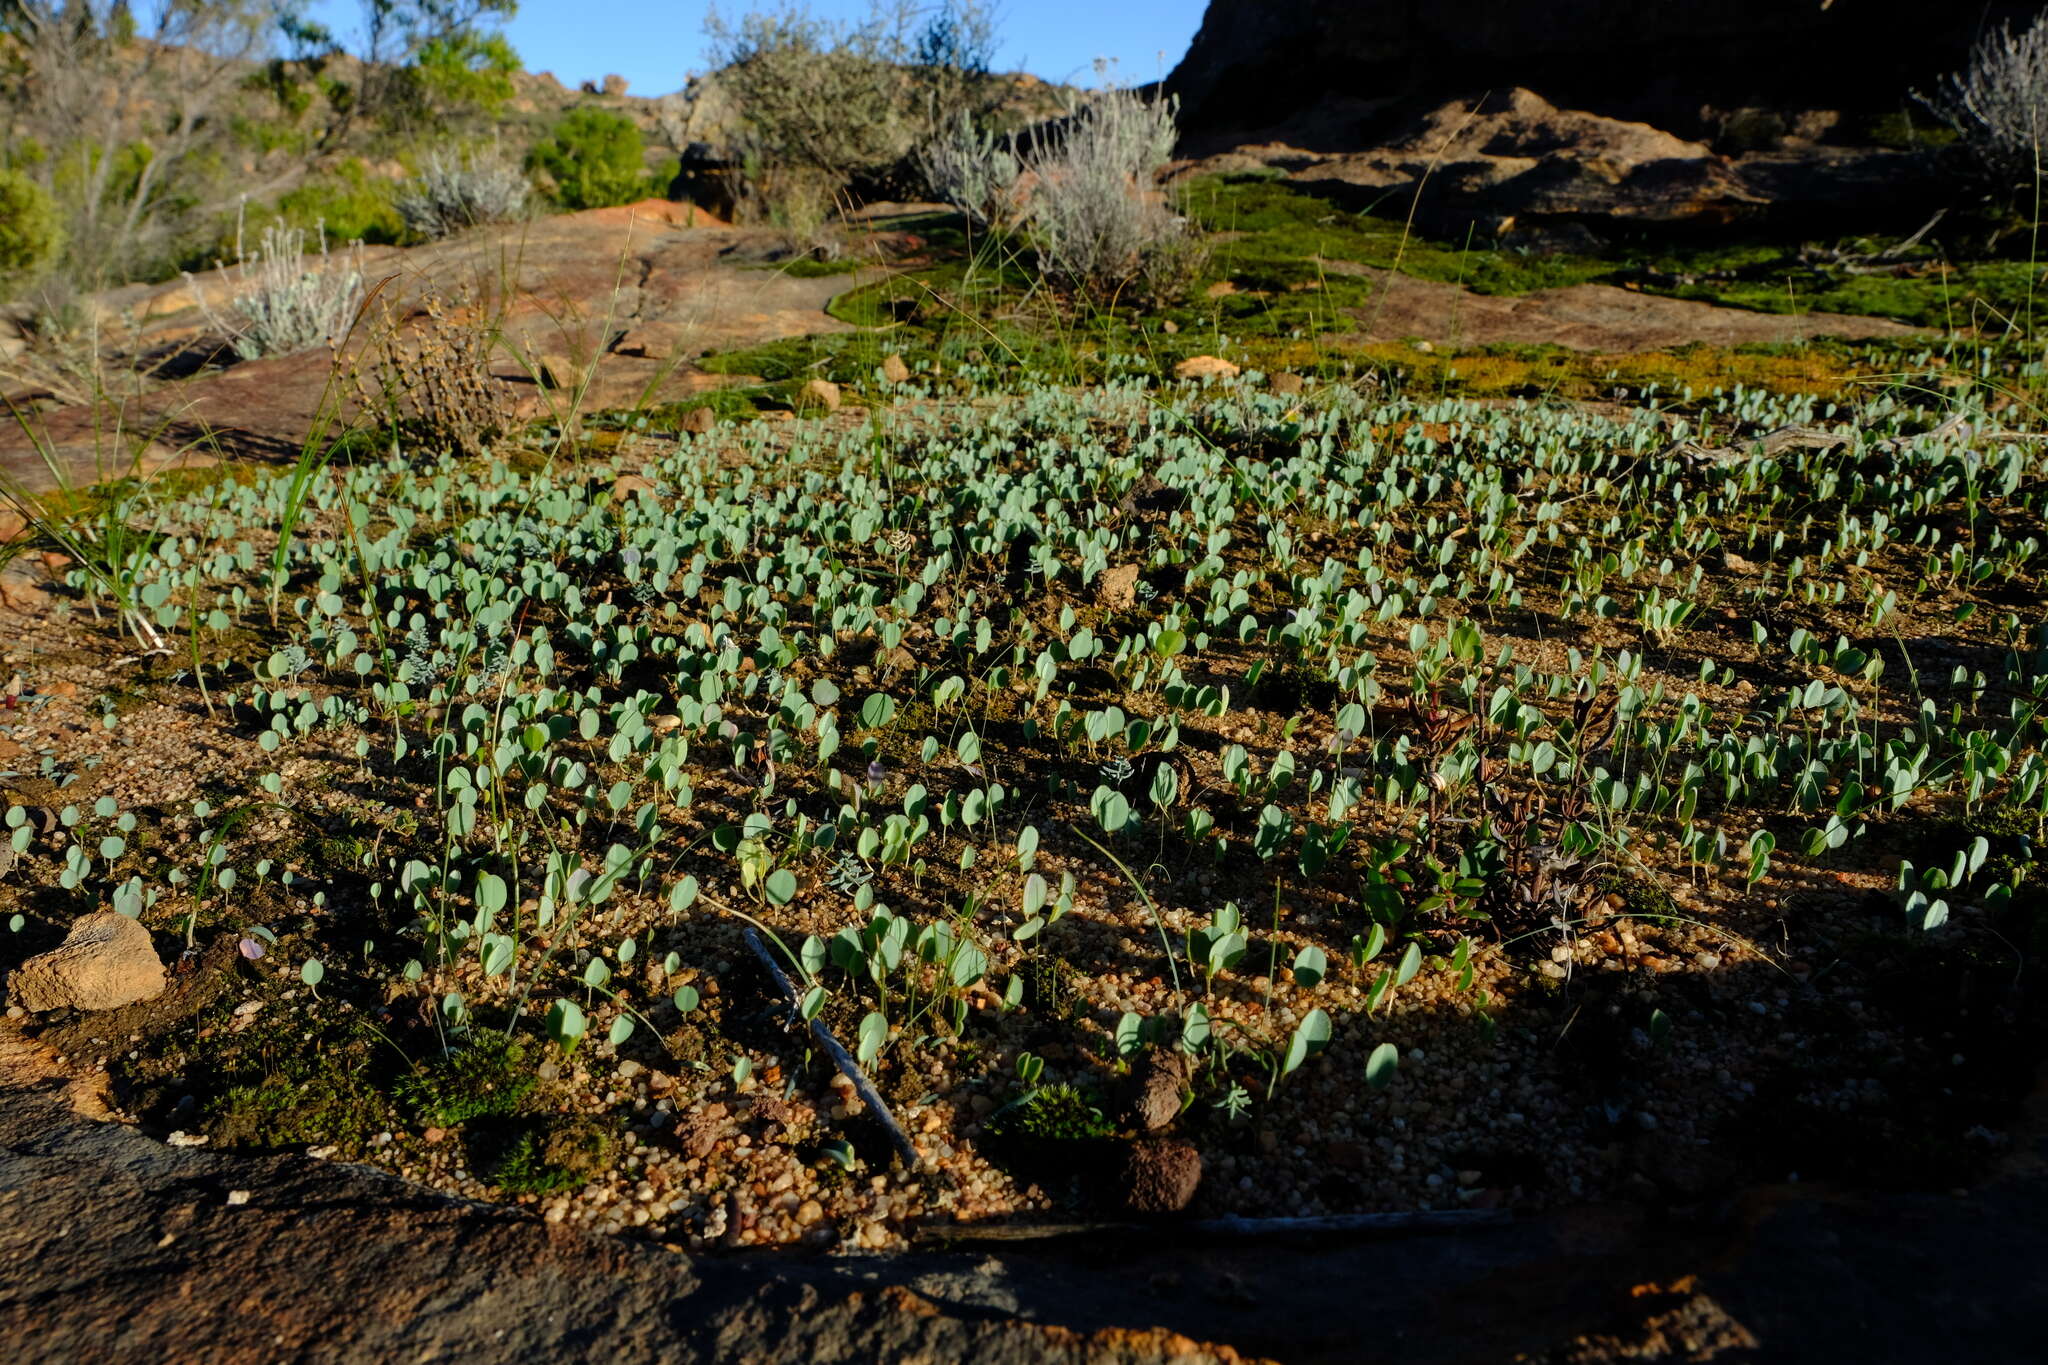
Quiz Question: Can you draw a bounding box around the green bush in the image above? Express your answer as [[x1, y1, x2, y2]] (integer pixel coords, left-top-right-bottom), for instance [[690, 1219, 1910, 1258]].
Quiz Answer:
[[0, 168, 63, 283], [527, 108, 650, 211], [405, 31, 522, 118], [274, 160, 405, 245]]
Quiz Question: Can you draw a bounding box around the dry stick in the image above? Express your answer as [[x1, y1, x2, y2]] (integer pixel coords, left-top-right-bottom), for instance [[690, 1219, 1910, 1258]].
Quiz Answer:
[[741, 925, 921, 1170], [913, 1208, 1510, 1244]]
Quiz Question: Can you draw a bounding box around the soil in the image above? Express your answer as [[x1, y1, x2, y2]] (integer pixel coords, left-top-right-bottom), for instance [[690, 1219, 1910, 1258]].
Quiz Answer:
[[3, 378, 2042, 1266]]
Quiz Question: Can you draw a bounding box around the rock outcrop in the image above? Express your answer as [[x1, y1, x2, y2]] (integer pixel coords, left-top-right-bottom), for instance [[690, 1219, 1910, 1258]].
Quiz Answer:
[[1179, 86, 1941, 238], [1167, 1, 2046, 147]]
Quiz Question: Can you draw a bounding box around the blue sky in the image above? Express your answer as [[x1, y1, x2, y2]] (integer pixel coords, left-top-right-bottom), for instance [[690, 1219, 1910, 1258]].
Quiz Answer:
[[303, 1, 1208, 98]]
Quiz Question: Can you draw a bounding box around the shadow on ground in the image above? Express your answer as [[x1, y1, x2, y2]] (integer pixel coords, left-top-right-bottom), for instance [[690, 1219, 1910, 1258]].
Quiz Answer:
[[2, 1031, 2041, 1364]]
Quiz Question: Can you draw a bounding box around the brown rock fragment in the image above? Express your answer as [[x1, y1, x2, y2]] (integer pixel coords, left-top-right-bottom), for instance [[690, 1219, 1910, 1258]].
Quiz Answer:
[[1115, 1136, 1203, 1214], [615, 324, 684, 360], [1173, 355, 1239, 381], [1124, 1049, 1190, 1132], [1096, 564, 1141, 611], [795, 378, 841, 412], [8, 912, 166, 1012]]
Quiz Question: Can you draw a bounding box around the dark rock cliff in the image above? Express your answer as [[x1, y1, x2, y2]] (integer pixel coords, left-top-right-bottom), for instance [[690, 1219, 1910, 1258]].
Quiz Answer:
[[1167, 1, 2048, 147]]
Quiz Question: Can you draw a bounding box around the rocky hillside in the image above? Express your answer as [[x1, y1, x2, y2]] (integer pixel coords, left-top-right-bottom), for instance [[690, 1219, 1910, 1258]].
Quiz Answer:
[[1166, 1, 2047, 149]]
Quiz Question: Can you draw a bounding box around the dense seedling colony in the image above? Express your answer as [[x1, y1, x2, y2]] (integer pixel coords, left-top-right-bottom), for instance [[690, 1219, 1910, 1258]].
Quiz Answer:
[[3, 368, 2045, 1245]]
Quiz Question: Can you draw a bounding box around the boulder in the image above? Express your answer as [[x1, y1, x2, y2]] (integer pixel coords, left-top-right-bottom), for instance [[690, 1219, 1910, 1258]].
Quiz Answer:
[[8, 911, 166, 1012], [601, 74, 629, 98]]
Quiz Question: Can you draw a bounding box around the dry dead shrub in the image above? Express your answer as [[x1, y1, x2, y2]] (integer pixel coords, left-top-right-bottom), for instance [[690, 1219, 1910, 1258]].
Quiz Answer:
[[349, 281, 519, 461]]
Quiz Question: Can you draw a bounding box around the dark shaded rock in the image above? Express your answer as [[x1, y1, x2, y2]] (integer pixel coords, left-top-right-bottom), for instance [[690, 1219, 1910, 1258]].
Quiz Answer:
[[1123, 1049, 1190, 1132], [1116, 1136, 1204, 1214], [1167, 1, 2047, 147]]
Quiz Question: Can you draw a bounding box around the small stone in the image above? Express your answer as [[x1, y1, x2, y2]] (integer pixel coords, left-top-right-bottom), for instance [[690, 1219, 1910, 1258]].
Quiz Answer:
[[7, 911, 166, 1012], [225, 1190, 251, 1206], [1173, 355, 1239, 382], [796, 1199, 824, 1225], [535, 353, 580, 389], [1270, 372, 1306, 395], [879, 353, 911, 384], [618, 1060, 644, 1080], [615, 324, 683, 360], [795, 378, 841, 413], [680, 406, 717, 435], [165, 1131, 209, 1148], [1159, 319, 1179, 334], [0, 571, 49, 614]]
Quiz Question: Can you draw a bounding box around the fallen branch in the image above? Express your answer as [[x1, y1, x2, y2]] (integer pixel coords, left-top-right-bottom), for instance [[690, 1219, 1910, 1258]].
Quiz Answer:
[[741, 925, 921, 1170]]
